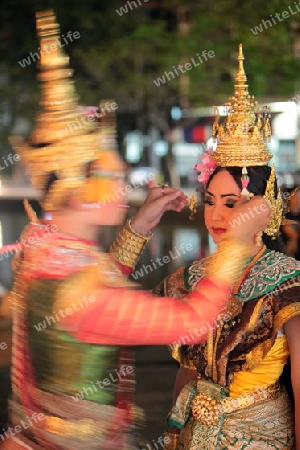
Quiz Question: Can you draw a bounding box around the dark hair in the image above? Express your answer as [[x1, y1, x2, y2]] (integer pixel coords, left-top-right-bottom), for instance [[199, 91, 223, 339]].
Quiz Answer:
[[44, 161, 96, 197], [43, 161, 95, 207], [206, 166, 284, 252], [44, 171, 59, 195]]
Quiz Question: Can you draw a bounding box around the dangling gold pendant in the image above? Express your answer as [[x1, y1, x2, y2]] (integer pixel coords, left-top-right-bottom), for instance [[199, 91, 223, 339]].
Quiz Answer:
[[255, 231, 263, 247], [189, 193, 197, 220]]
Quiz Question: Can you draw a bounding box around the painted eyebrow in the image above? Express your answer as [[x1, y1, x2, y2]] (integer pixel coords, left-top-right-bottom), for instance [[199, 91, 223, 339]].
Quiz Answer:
[[205, 191, 240, 198]]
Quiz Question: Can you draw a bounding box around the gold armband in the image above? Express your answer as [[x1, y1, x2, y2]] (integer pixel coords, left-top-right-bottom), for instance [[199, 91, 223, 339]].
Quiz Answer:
[[163, 431, 180, 450], [110, 218, 153, 269], [204, 238, 251, 285]]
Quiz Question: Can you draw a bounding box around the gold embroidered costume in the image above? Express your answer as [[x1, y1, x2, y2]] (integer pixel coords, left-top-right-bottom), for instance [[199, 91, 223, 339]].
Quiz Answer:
[[161, 45, 300, 449], [1, 14, 257, 450], [158, 249, 300, 449]]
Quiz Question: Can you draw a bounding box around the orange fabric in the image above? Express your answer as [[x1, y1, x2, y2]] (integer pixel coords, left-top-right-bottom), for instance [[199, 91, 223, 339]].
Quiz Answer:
[[60, 277, 231, 346], [230, 336, 289, 396], [16, 223, 230, 346]]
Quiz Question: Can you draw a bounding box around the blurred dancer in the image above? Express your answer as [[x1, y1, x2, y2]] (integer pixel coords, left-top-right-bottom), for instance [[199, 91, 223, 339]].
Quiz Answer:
[[0, 13, 270, 450]]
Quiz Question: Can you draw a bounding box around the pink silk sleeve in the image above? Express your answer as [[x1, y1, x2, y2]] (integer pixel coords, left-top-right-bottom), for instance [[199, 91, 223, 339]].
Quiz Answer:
[[60, 277, 229, 345]]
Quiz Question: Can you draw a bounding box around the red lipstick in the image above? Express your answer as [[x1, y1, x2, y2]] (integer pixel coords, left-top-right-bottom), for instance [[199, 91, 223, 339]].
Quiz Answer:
[[212, 227, 226, 234]]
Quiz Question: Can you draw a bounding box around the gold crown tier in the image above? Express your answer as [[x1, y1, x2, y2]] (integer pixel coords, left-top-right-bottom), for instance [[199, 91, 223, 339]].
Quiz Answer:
[[211, 44, 273, 167], [39, 80, 78, 109], [11, 9, 100, 194], [36, 10, 69, 68], [98, 100, 117, 151], [10, 9, 125, 211], [29, 110, 97, 144], [11, 132, 99, 191], [36, 9, 59, 36], [37, 67, 73, 83], [38, 40, 70, 69]]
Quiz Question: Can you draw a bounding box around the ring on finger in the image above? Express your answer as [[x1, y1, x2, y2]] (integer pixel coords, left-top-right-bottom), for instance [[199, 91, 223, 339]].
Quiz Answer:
[[159, 183, 169, 196]]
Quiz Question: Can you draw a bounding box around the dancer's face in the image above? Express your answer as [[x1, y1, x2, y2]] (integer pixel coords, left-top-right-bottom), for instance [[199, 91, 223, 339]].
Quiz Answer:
[[204, 169, 243, 244], [73, 152, 129, 226]]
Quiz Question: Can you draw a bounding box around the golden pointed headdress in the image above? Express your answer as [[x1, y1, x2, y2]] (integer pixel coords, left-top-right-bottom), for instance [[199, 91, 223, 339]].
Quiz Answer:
[[194, 44, 284, 238], [211, 44, 273, 167], [10, 10, 123, 211]]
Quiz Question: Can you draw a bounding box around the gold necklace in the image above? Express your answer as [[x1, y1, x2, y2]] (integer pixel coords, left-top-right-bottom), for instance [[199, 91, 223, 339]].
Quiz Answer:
[[207, 245, 267, 382]]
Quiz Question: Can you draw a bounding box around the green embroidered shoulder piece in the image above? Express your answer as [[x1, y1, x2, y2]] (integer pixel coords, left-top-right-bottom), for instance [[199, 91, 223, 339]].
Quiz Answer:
[[188, 250, 300, 302]]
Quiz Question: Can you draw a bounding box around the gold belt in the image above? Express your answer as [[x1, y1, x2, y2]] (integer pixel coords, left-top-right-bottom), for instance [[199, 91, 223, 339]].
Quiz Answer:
[[41, 417, 106, 440], [38, 404, 143, 440], [191, 381, 281, 426]]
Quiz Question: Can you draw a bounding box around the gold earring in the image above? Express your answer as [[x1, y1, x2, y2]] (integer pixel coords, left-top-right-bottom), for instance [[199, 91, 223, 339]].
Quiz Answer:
[[189, 193, 197, 220], [255, 231, 263, 247]]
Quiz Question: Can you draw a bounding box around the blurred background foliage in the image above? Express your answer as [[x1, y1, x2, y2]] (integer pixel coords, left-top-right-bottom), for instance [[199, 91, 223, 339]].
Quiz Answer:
[[1, 0, 300, 161]]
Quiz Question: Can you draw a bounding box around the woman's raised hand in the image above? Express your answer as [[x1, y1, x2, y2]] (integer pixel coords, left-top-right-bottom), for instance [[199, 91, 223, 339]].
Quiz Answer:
[[131, 186, 188, 236], [226, 196, 271, 243]]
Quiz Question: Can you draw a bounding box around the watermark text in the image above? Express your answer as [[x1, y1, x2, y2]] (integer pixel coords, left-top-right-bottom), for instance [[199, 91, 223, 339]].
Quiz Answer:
[[0, 412, 45, 442], [153, 50, 215, 87], [71, 365, 134, 402], [0, 342, 8, 351], [34, 294, 96, 332], [250, 2, 300, 35], [116, 0, 149, 16], [18, 31, 81, 68], [132, 243, 194, 280]]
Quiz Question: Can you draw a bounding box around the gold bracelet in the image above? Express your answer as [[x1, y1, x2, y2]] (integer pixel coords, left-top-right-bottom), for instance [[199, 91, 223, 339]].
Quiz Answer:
[[163, 431, 179, 450], [110, 218, 153, 269], [127, 218, 153, 241], [203, 238, 251, 285]]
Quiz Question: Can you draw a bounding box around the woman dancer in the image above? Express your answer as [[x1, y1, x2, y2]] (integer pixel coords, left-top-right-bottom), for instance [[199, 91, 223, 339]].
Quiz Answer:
[[155, 45, 300, 449]]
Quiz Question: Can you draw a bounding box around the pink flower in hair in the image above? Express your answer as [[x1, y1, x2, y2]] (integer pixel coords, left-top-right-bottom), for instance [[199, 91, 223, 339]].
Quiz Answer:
[[194, 147, 217, 185], [78, 106, 99, 118]]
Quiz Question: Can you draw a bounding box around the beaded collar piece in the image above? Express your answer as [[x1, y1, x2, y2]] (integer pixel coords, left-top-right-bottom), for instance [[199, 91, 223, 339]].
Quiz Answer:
[[188, 249, 300, 302]]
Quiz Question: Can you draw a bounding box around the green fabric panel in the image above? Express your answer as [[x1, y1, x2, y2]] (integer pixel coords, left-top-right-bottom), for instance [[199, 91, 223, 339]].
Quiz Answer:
[[235, 249, 300, 302], [27, 278, 119, 405]]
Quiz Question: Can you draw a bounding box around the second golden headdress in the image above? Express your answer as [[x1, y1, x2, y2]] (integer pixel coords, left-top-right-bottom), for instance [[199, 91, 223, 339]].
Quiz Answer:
[[10, 10, 124, 211]]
